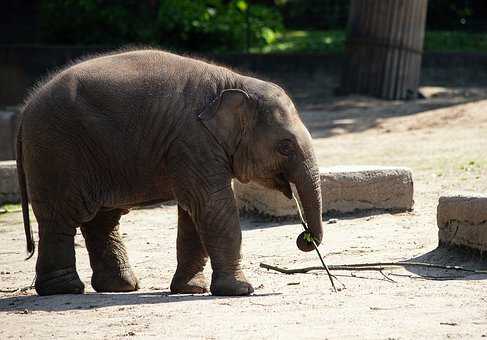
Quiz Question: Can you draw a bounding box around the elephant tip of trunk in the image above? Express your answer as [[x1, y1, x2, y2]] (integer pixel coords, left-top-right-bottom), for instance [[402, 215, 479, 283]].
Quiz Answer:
[[296, 230, 322, 252]]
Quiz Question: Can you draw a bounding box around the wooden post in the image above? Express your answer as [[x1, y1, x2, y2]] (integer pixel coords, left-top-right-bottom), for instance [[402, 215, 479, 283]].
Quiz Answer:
[[341, 0, 428, 100]]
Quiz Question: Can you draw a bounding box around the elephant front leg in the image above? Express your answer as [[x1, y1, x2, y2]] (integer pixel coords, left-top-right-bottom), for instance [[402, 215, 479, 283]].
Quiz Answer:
[[195, 189, 254, 296], [170, 206, 209, 294], [81, 209, 139, 292]]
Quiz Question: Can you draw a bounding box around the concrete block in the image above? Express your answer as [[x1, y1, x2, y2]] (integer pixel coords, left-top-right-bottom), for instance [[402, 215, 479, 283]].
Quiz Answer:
[[235, 181, 299, 219], [321, 166, 414, 213], [235, 165, 414, 219], [0, 110, 19, 160], [437, 193, 487, 254], [0, 161, 19, 205]]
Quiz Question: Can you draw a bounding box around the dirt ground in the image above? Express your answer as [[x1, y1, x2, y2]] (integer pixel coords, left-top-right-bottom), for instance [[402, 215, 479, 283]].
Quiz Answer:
[[1, 86, 487, 339]]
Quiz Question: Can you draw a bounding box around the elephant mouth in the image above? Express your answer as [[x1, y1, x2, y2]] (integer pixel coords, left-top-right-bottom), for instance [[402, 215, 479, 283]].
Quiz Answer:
[[275, 173, 293, 200], [254, 174, 293, 200]]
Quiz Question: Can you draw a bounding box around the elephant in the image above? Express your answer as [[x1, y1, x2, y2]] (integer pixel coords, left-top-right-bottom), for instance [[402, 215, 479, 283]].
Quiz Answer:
[[16, 49, 324, 296]]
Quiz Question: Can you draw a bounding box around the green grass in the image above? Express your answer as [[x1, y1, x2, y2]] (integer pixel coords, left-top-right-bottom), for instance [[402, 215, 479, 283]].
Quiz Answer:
[[251, 30, 487, 53], [0, 204, 21, 214], [423, 31, 487, 52], [250, 30, 346, 53]]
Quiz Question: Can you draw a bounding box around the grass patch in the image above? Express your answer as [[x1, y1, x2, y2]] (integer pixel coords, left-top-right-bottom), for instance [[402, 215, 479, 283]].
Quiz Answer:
[[251, 30, 345, 53], [251, 30, 487, 53], [0, 204, 21, 214], [424, 31, 487, 52], [432, 157, 487, 181]]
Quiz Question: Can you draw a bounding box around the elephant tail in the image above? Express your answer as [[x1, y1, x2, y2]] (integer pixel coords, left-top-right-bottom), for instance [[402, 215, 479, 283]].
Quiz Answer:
[[16, 123, 35, 260]]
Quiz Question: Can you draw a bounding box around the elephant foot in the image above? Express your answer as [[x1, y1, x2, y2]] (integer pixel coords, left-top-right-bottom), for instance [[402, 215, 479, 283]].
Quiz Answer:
[[35, 267, 85, 296], [210, 271, 254, 296], [91, 267, 139, 293], [170, 271, 208, 294]]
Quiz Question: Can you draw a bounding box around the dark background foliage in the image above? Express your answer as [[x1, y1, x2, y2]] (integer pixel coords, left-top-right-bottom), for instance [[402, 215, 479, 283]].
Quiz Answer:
[[1, 0, 486, 50], [36, 0, 283, 51], [278, 0, 487, 31]]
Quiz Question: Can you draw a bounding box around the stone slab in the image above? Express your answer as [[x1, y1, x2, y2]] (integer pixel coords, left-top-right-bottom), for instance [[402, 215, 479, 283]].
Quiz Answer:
[[0, 160, 19, 205], [0, 163, 415, 215], [234, 165, 414, 219], [0, 110, 19, 161], [437, 193, 487, 254]]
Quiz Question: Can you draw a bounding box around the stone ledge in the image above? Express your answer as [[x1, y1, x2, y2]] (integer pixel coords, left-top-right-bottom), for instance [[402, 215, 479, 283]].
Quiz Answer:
[[0, 110, 18, 161], [234, 165, 414, 219], [437, 193, 487, 255], [0, 163, 415, 217], [0, 160, 19, 205]]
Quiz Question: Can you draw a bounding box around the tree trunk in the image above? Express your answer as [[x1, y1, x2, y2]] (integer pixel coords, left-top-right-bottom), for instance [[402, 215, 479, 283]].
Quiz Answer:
[[341, 0, 428, 100]]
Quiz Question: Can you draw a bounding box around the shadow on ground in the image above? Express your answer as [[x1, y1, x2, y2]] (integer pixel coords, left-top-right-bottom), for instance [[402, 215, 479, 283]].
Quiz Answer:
[[0, 291, 281, 313], [299, 87, 487, 139], [403, 246, 487, 281]]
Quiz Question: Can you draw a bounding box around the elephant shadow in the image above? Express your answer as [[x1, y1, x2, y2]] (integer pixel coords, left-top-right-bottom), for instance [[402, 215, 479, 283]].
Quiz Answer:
[[0, 291, 281, 313], [402, 245, 487, 281]]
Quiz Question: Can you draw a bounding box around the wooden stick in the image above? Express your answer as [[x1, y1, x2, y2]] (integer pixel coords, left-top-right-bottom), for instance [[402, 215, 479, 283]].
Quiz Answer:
[[259, 262, 487, 275], [0, 288, 19, 293]]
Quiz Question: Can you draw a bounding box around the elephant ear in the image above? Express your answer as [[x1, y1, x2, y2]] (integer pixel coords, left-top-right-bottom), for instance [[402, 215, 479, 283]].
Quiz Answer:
[[198, 89, 250, 154]]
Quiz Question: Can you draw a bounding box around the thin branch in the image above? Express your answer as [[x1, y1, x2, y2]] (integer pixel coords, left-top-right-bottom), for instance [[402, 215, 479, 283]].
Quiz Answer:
[[260, 263, 385, 274], [379, 270, 397, 283], [0, 288, 19, 293], [259, 262, 487, 275], [337, 272, 394, 283], [330, 261, 487, 274], [388, 273, 469, 280], [0, 284, 34, 294]]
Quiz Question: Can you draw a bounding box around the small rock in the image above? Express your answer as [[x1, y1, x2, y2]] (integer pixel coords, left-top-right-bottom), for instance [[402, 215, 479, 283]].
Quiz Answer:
[[327, 218, 338, 224]]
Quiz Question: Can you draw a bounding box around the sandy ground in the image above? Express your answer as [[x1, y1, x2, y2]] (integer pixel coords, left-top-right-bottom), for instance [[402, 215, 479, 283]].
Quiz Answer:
[[1, 86, 487, 339]]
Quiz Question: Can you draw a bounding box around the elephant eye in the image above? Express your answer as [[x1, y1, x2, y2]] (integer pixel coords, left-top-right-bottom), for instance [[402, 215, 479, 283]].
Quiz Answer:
[[277, 139, 294, 156]]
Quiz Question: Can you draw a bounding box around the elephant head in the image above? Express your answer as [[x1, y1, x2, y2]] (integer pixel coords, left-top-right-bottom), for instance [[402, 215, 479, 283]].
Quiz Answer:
[[198, 78, 323, 252]]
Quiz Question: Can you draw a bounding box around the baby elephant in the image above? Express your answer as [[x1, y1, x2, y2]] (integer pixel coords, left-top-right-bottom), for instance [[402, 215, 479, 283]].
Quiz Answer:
[[17, 49, 323, 296]]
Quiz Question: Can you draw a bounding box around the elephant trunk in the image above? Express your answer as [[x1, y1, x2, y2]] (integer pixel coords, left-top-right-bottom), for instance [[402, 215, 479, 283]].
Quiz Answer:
[[290, 153, 324, 252]]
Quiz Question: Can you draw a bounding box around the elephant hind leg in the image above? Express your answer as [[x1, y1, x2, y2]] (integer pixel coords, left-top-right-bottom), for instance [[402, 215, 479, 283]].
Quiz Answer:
[[81, 209, 139, 292], [34, 219, 85, 296], [170, 206, 209, 294]]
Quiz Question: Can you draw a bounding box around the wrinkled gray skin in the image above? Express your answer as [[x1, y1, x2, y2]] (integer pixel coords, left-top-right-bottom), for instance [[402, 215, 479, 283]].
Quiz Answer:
[[17, 49, 323, 296]]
